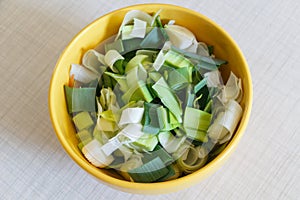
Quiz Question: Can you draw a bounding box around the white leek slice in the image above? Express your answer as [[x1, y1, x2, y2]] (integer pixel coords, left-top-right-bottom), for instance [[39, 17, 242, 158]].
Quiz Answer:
[[176, 145, 208, 173], [118, 107, 144, 126], [183, 38, 198, 53], [115, 10, 153, 40], [101, 136, 122, 156], [82, 139, 114, 168], [153, 49, 165, 71], [204, 70, 224, 88], [82, 49, 105, 74], [165, 24, 197, 49], [152, 41, 171, 71], [197, 42, 210, 56], [119, 123, 145, 141], [208, 100, 243, 143], [158, 131, 186, 154], [224, 72, 243, 102], [70, 64, 98, 83], [104, 50, 124, 72], [129, 18, 147, 38]]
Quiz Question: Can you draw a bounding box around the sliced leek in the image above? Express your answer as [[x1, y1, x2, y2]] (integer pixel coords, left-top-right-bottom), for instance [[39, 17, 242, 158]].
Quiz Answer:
[[65, 9, 244, 182]]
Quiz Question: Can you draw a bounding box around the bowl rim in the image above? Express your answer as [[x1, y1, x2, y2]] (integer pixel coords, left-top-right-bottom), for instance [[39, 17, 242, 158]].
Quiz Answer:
[[49, 3, 253, 193]]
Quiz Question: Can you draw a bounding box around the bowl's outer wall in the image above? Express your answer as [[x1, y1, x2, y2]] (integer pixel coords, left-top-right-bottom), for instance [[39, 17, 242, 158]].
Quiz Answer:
[[49, 4, 252, 194]]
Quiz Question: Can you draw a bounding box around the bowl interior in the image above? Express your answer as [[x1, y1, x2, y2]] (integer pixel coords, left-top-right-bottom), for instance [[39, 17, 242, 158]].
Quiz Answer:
[[49, 4, 252, 194]]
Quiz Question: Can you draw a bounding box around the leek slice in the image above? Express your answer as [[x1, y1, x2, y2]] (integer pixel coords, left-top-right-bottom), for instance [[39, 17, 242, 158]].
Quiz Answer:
[[158, 131, 186, 153], [118, 107, 144, 126], [208, 100, 242, 144], [152, 77, 182, 123], [121, 80, 153, 103], [82, 49, 106, 74], [99, 87, 120, 112], [82, 139, 114, 168], [159, 164, 182, 181], [115, 10, 153, 40], [142, 145, 173, 166], [194, 78, 207, 94], [119, 155, 143, 181], [72, 112, 94, 131], [224, 72, 243, 102], [164, 50, 194, 69], [128, 157, 168, 183], [104, 50, 124, 73], [97, 118, 117, 132], [204, 70, 224, 88], [126, 65, 147, 87], [184, 107, 211, 131], [104, 72, 128, 93], [125, 54, 149, 73], [76, 129, 92, 142], [165, 25, 196, 49], [136, 49, 158, 61], [122, 38, 143, 54], [129, 18, 147, 38], [131, 133, 158, 152], [70, 64, 99, 83], [142, 102, 160, 134], [104, 39, 124, 53], [167, 67, 191, 91], [176, 145, 208, 173], [140, 27, 168, 49], [197, 42, 210, 56], [64, 86, 96, 113]]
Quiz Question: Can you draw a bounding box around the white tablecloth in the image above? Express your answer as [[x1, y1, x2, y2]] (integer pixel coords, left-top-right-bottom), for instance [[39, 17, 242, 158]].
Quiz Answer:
[[1, 0, 299, 199]]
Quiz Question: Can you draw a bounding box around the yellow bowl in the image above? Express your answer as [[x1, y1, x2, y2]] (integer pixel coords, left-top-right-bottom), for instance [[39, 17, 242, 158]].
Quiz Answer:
[[48, 4, 252, 194]]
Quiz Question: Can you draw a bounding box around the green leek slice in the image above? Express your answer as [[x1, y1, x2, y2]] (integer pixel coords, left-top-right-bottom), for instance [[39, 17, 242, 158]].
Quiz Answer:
[[164, 50, 194, 69], [122, 80, 153, 103], [142, 102, 160, 134], [76, 129, 92, 142], [128, 157, 168, 183], [131, 133, 158, 151], [152, 77, 182, 123], [64, 86, 96, 113], [142, 145, 173, 166], [72, 112, 94, 131], [125, 54, 149, 73], [119, 155, 143, 181], [140, 27, 168, 49], [104, 39, 124, 53], [104, 72, 128, 92], [184, 107, 211, 131]]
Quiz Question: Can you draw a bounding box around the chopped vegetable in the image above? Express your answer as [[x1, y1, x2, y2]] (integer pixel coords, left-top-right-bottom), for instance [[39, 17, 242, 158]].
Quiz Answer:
[[64, 9, 244, 183]]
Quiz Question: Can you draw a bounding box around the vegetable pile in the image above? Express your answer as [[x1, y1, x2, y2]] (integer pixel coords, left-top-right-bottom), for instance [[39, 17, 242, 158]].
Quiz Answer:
[[64, 9, 243, 182]]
